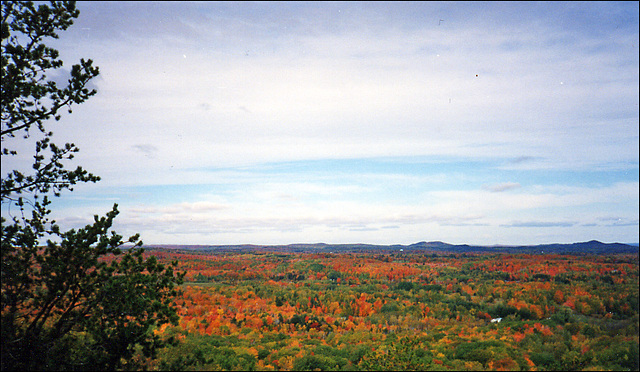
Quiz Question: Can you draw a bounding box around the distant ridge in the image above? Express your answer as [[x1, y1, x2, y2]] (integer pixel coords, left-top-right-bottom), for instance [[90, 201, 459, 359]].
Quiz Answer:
[[146, 240, 638, 255]]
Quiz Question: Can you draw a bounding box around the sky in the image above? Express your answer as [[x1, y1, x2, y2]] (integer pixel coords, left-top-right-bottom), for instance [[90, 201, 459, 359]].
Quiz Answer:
[[3, 1, 639, 246]]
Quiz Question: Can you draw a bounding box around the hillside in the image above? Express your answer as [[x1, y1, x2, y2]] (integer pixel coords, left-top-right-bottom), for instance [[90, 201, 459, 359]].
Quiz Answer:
[[146, 240, 638, 255]]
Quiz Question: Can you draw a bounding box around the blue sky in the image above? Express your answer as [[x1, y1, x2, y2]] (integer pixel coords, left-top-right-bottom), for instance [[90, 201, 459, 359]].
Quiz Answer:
[[3, 1, 638, 245]]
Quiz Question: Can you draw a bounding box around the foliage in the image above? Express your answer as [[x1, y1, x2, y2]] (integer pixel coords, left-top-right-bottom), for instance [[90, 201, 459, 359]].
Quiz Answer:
[[144, 250, 638, 371], [1, 2, 183, 370]]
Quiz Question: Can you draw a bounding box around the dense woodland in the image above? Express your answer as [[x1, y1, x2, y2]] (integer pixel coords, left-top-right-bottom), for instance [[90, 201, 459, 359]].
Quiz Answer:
[[132, 249, 638, 371]]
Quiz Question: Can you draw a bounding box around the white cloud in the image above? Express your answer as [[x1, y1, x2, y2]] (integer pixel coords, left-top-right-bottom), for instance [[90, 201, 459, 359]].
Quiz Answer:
[[12, 2, 635, 245], [85, 178, 636, 245], [44, 1, 637, 187], [484, 182, 521, 193]]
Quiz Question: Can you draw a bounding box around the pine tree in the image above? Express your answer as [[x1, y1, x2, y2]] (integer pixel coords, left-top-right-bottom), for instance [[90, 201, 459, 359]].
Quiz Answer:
[[1, 2, 183, 369]]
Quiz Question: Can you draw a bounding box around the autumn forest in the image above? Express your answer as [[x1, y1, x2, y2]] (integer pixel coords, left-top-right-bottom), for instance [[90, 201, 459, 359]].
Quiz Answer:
[[136, 248, 638, 371]]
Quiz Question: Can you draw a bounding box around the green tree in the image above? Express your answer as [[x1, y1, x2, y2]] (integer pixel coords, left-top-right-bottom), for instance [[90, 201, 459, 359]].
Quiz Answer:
[[358, 337, 433, 370], [1, 2, 183, 370]]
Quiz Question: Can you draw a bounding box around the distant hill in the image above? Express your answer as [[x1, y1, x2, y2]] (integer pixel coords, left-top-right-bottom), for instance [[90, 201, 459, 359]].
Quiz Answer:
[[405, 240, 638, 255], [145, 240, 638, 255]]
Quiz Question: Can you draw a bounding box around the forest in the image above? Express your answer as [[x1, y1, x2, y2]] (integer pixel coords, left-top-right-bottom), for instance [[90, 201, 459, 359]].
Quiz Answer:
[[136, 248, 638, 371]]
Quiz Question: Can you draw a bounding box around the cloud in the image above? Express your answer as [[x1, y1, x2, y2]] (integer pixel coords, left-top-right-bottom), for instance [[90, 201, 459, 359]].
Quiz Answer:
[[502, 221, 575, 228], [116, 195, 486, 242], [483, 182, 521, 193], [512, 156, 535, 163], [131, 144, 158, 158], [597, 217, 639, 227], [49, 1, 637, 186], [349, 226, 380, 232], [129, 201, 229, 215], [197, 103, 211, 111], [24, 2, 636, 246]]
